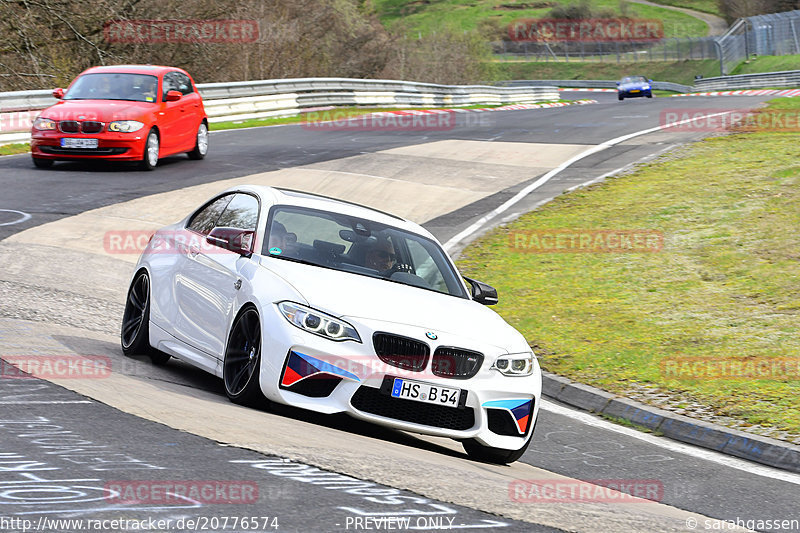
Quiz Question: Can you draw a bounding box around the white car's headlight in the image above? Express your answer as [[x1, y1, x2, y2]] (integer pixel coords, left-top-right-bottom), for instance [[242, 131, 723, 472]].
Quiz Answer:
[[278, 302, 361, 343], [33, 117, 57, 131], [108, 120, 144, 133], [492, 352, 535, 376]]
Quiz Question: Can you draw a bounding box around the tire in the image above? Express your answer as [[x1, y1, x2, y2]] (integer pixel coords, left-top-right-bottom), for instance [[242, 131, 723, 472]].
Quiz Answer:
[[646, 93, 653, 98], [32, 157, 53, 169], [618, 95, 624, 101], [463, 434, 533, 465], [121, 270, 170, 365], [139, 128, 159, 171], [187, 121, 208, 160], [223, 306, 266, 407]]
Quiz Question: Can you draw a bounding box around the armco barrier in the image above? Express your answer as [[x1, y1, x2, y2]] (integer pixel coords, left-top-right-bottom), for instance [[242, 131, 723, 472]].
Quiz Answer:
[[0, 77, 559, 144], [504, 72, 800, 92], [499, 79, 693, 93], [694, 70, 800, 91]]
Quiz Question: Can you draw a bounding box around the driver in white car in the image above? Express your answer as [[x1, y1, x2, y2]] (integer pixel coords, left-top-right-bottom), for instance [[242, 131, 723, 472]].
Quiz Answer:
[[364, 236, 396, 271]]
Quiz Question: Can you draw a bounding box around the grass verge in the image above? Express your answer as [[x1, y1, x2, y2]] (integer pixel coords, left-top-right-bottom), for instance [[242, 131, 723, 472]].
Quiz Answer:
[[374, 0, 709, 38], [732, 54, 800, 76], [644, 0, 722, 16], [0, 143, 30, 156], [457, 97, 800, 437]]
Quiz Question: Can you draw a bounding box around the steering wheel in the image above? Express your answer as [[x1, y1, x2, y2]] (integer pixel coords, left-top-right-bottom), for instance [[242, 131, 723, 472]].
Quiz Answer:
[[380, 263, 413, 277]]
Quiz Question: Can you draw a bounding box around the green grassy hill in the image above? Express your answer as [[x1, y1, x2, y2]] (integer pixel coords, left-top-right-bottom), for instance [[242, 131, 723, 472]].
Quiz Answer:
[[372, 0, 710, 39]]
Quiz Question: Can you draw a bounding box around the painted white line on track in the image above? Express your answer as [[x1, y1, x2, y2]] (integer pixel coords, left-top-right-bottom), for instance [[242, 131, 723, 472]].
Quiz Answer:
[[0, 209, 32, 226], [542, 399, 800, 486], [564, 143, 679, 193], [443, 111, 732, 252]]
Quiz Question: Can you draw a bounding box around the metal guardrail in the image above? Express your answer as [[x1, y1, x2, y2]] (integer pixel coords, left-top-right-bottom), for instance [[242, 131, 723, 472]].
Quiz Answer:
[[0, 77, 559, 143], [499, 79, 693, 93], [694, 69, 800, 90]]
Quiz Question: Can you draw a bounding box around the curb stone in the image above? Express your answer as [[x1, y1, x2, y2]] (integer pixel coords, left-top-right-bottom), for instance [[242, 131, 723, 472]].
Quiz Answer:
[[541, 371, 800, 473]]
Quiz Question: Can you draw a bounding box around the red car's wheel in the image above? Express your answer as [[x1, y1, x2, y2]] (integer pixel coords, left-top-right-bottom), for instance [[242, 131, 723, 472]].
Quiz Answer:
[[140, 129, 159, 171], [32, 156, 54, 169], [188, 122, 208, 160]]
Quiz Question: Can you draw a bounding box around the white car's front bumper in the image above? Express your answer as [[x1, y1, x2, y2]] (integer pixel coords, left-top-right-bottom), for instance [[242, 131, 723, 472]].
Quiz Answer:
[[258, 308, 541, 451]]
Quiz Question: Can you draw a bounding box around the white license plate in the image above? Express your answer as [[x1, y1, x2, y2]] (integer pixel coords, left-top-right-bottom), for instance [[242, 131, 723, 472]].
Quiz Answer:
[[390, 378, 461, 408], [61, 138, 98, 149]]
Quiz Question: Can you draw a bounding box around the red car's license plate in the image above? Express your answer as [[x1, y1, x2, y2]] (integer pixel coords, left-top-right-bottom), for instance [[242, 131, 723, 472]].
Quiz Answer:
[[61, 138, 98, 149]]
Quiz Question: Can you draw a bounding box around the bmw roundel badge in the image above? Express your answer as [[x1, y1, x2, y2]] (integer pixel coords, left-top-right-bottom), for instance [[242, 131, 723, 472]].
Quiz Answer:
[[425, 331, 437, 340]]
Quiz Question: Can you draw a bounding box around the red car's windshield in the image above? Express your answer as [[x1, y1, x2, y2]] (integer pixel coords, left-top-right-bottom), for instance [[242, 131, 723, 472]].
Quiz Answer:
[[64, 73, 158, 103]]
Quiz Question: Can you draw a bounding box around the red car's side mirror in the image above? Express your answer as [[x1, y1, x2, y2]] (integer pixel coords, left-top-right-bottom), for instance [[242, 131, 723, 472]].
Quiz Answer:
[[52, 88, 65, 99], [165, 90, 182, 102]]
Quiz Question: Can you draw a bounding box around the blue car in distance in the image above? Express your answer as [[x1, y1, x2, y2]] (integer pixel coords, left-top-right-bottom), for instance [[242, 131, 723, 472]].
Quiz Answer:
[[617, 75, 653, 101]]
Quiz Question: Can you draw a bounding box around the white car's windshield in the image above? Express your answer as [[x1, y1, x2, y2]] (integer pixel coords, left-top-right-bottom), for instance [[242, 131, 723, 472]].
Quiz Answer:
[[64, 73, 158, 103], [264, 205, 468, 298]]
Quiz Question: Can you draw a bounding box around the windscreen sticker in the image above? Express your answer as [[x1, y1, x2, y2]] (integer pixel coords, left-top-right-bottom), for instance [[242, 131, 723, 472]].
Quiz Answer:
[[269, 247, 282, 255]]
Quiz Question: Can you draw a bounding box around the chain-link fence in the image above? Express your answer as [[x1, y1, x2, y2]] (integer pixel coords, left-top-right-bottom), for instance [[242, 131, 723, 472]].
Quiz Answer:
[[718, 10, 800, 75], [495, 9, 800, 76], [493, 38, 719, 63]]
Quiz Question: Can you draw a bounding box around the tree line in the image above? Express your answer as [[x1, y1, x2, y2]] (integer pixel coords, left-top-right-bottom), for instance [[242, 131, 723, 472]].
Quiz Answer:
[[0, 0, 494, 91]]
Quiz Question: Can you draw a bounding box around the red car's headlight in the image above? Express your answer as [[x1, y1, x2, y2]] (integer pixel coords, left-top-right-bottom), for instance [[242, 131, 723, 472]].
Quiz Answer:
[[33, 117, 57, 131], [108, 120, 145, 133]]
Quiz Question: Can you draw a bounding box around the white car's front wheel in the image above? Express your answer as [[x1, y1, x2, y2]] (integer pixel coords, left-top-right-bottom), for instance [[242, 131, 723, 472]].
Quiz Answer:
[[121, 270, 170, 365], [223, 306, 267, 407]]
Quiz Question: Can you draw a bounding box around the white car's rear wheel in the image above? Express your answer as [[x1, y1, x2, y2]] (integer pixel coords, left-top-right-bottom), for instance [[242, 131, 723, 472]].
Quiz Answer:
[[223, 307, 266, 407]]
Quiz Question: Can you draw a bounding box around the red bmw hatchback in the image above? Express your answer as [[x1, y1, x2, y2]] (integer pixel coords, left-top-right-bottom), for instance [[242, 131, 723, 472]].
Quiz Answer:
[[30, 65, 208, 170]]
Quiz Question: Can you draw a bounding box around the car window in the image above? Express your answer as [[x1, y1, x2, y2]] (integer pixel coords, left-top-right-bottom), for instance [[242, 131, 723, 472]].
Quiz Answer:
[[63, 73, 158, 103], [174, 72, 194, 95], [406, 239, 448, 293], [186, 195, 234, 235], [215, 193, 259, 231], [263, 205, 467, 298], [163, 71, 193, 97], [162, 72, 179, 98]]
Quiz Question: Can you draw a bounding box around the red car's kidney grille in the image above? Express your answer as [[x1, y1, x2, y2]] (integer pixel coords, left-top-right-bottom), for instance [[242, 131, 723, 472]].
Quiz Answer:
[[81, 121, 104, 133], [58, 120, 104, 134], [59, 121, 80, 133]]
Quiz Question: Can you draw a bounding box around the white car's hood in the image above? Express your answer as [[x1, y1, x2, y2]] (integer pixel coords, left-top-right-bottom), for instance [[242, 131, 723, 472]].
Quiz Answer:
[[259, 257, 527, 353]]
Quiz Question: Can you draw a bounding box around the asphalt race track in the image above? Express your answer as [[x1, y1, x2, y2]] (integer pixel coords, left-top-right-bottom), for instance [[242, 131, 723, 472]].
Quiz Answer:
[[1, 91, 798, 533]]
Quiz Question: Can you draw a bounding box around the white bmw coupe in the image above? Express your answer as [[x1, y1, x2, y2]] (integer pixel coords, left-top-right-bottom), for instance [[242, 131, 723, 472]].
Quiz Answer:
[[121, 186, 541, 463]]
